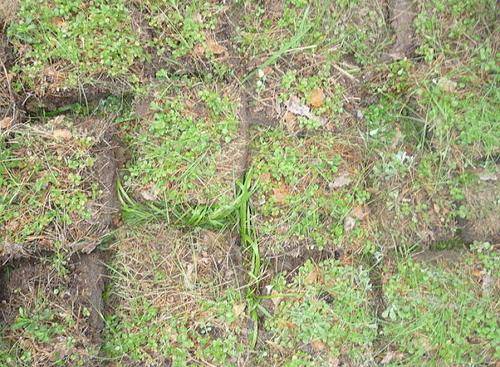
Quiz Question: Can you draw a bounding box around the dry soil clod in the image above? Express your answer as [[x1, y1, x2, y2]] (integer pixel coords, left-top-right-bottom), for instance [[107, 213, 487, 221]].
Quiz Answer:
[[386, 0, 416, 60], [0, 251, 107, 366], [459, 167, 500, 245]]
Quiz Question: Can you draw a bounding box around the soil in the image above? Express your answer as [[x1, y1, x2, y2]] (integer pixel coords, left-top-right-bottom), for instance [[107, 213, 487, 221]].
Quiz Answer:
[[412, 248, 464, 265], [0, 21, 20, 126], [267, 247, 337, 277], [68, 251, 107, 341], [460, 169, 500, 244], [22, 81, 134, 113], [70, 118, 118, 253], [386, 0, 416, 60]]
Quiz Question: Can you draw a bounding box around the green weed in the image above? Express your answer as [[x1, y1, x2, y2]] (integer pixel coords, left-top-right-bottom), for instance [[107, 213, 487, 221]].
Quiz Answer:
[[0, 118, 102, 252], [382, 256, 499, 365], [135, 0, 232, 79], [264, 259, 377, 364], [122, 78, 242, 221], [237, 0, 387, 66], [0, 295, 97, 366], [250, 127, 365, 255], [237, 170, 261, 347], [8, 0, 144, 92]]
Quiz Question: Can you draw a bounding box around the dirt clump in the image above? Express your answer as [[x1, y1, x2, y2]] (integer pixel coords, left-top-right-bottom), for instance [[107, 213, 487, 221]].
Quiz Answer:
[[0, 19, 21, 128], [0, 252, 106, 366], [387, 0, 415, 59], [460, 168, 500, 244]]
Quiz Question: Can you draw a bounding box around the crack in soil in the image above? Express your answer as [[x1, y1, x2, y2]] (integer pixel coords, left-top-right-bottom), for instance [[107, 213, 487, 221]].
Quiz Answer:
[[367, 253, 388, 362]]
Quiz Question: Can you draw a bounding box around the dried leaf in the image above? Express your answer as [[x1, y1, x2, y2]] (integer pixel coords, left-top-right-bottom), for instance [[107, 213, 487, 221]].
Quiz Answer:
[[282, 111, 297, 132], [286, 95, 311, 117], [285, 96, 326, 126], [304, 267, 322, 285], [232, 303, 246, 319], [272, 185, 290, 204], [344, 216, 356, 232], [51, 17, 66, 28], [308, 88, 325, 108], [0, 117, 13, 129], [52, 129, 72, 140], [310, 339, 326, 352], [193, 43, 205, 56], [381, 351, 404, 364], [329, 172, 351, 189], [206, 37, 226, 55], [140, 185, 159, 201], [352, 205, 370, 220]]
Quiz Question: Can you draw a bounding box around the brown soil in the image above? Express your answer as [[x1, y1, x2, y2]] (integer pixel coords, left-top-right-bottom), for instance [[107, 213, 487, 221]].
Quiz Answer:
[[460, 168, 500, 244], [70, 118, 118, 253], [0, 20, 21, 126], [68, 251, 107, 341], [267, 247, 337, 278], [22, 85, 120, 113], [386, 0, 416, 60], [412, 248, 464, 265]]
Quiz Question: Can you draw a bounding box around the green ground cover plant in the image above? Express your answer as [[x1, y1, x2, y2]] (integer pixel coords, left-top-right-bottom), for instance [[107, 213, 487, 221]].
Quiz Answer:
[[237, 0, 388, 66], [263, 259, 377, 365], [7, 0, 144, 95], [0, 298, 97, 366], [132, 0, 232, 78], [382, 245, 499, 365], [0, 116, 107, 255], [121, 77, 244, 226], [102, 225, 248, 366], [250, 126, 369, 256], [0, 0, 498, 365]]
